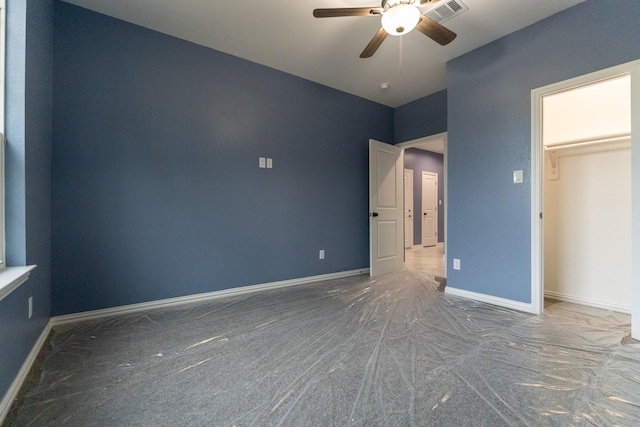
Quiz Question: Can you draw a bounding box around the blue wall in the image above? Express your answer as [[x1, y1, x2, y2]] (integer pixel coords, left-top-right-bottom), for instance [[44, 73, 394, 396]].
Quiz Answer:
[[446, 0, 640, 302], [8, 0, 639, 402], [0, 0, 53, 400], [403, 148, 444, 244], [394, 89, 447, 143], [51, 3, 394, 315]]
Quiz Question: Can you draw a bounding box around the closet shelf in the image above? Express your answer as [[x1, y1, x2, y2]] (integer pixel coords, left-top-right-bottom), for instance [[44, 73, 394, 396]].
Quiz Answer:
[[544, 133, 630, 151]]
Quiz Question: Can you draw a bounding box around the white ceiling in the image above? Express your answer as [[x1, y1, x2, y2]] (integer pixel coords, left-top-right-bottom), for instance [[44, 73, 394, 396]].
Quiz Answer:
[[60, 0, 585, 107], [415, 139, 445, 154]]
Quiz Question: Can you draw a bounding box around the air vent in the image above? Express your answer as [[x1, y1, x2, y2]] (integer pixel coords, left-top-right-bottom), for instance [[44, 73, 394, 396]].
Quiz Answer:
[[424, 0, 468, 23]]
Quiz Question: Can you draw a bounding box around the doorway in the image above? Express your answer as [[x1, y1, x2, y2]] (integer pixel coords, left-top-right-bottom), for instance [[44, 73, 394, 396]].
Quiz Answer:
[[543, 75, 631, 313], [404, 169, 414, 249], [531, 60, 639, 339], [398, 133, 447, 278], [421, 171, 438, 247]]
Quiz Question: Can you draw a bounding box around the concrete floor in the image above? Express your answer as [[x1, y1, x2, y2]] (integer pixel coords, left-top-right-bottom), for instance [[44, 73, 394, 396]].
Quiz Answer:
[[404, 242, 445, 277]]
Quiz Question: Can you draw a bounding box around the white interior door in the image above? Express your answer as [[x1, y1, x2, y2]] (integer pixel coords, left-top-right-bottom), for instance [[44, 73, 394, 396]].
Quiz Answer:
[[421, 171, 438, 247], [369, 139, 404, 277], [404, 169, 414, 249]]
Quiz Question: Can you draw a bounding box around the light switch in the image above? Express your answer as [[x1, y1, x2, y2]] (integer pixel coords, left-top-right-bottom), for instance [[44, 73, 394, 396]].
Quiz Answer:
[[513, 170, 523, 184], [266, 158, 273, 169], [259, 157, 266, 168]]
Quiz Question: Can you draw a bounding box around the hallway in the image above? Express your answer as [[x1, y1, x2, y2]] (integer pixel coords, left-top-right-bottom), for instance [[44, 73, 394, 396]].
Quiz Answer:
[[404, 242, 445, 278]]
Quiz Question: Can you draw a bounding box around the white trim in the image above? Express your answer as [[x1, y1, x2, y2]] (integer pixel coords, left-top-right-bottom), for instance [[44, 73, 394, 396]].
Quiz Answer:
[[531, 84, 543, 315], [444, 286, 534, 313], [52, 268, 369, 326], [0, 0, 6, 269], [531, 59, 640, 319], [632, 63, 640, 340], [0, 133, 5, 270], [544, 291, 631, 314], [0, 265, 36, 301], [0, 319, 52, 424], [403, 168, 414, 248], [0, 0, 6, 132], [396, 132, 447, 151]]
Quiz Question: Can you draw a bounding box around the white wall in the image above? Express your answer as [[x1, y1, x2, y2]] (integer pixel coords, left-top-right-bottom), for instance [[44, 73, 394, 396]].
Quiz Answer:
[[544, 75, 631, 146], [543, 75, 632, 313], [544, 145, 632, 312]]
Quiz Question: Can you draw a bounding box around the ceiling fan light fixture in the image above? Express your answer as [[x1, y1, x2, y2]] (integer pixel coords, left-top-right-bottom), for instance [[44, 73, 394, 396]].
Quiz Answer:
[[381, 3, 420, 36]]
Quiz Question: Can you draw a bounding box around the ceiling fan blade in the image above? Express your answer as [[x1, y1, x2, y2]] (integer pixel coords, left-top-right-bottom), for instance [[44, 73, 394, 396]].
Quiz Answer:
[[416, 15, 457, 45], [313, 8, 383, 18], [360, 27, 388, 58]]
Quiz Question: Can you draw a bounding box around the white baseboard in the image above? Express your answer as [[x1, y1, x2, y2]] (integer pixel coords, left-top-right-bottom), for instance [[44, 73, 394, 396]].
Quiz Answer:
[[544, 290, 631, 314], [0, 320, 52, 424], [445, 286, 534, 313], [52, 268, 370, 326]]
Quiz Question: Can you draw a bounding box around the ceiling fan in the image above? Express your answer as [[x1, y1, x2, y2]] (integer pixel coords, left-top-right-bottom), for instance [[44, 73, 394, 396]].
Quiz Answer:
[[313, 0, 457, 58]]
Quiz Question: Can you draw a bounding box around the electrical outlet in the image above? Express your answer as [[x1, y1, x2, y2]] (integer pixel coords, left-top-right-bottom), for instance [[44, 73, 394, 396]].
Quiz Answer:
[[28, 296, 33, 319], [453, 259, 461, 270], [259, 157, 266, 168], [319, 250, 325, 260], [266, 158, 273, 169]]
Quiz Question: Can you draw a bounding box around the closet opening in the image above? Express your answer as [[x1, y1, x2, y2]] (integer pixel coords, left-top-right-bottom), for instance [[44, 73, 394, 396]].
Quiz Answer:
[[542, 74, 631, 314], [531, 60, 639, 338]]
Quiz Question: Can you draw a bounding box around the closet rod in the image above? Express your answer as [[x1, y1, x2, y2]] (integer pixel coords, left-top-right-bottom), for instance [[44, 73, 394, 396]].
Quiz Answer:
[[544, 133, 631, 151]]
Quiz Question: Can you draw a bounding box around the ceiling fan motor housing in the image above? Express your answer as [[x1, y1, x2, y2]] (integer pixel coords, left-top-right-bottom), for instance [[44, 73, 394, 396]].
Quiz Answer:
[[382, 0, 417, 9]]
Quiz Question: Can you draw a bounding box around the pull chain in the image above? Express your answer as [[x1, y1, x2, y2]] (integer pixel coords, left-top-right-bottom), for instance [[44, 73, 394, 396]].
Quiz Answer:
[[399, 35, 403, 74]]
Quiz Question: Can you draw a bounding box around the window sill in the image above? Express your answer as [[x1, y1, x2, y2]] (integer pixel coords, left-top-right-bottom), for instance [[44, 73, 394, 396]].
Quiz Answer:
[[0, 265, 37, 302]]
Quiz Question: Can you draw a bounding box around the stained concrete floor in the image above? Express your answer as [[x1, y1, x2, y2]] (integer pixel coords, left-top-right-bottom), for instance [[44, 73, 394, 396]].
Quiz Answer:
[[9, 270, 640, 426]]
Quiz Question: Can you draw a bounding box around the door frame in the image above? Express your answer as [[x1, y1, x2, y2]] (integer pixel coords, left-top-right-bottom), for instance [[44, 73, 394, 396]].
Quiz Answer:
[[531, 60, 640, 337], [397, 132, 448, 265], [404, 168, 414, 249]]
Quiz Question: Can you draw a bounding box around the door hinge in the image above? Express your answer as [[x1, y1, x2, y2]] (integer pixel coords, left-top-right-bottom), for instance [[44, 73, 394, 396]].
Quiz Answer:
[[539, 212, 543, 219]]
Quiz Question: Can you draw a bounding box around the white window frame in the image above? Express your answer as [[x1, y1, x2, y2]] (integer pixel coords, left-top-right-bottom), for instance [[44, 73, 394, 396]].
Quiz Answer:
[[0, 0, 36, 303], [0, 0, 6, 271]]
